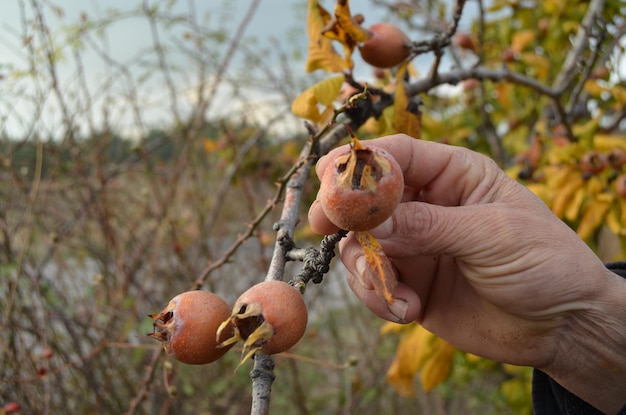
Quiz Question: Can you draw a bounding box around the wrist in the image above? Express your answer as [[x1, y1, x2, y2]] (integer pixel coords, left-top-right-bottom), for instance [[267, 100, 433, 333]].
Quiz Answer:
[[543, 267, 626, 414]]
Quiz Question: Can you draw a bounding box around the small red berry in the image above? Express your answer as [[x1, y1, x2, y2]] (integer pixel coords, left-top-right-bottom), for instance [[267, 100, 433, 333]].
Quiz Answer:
[[148, 290, 234, 365]]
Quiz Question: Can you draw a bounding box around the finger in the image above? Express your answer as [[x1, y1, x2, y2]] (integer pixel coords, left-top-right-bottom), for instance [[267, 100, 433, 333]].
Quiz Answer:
[[346, 272, 422, 323], [308, 199, 340, 235], [368, 201, 493, 259], [340, 234, 421, 322]]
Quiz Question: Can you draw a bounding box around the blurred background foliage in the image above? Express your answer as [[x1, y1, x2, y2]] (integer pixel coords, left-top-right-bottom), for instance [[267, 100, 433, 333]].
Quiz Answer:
[[1, 0, 625, 414]]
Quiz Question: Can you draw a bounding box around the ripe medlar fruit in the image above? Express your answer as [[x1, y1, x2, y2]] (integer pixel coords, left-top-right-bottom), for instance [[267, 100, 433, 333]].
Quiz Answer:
[[217, 280, 308, 365], [148, 290, 234, 365], [358, 23, 410, 68], [580, 151, 607, 176], [453, 32, 476, 52], [319, 137, 404, 232], [608, 148, 626, 171]]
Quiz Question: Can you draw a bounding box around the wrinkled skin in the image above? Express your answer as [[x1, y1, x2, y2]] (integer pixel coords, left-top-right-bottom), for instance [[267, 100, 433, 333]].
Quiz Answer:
[[309, 135, 626, 414]]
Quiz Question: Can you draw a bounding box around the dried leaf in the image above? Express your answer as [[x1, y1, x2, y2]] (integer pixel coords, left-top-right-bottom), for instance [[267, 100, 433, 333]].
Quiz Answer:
[[305, 0, 348, 73], [584, 79, 607, 98], [551, 172, 584, 218], [392, 62, 421, 138], [606, 204, 624, 235], [611, 85, 626, 105], [500, 377, 532, 410], [379, 321, 409, 335], [333, 0, 371, 43], [202, 138, 219, 154], [593, 134, 626, 153], [355, 231, 397, 305], [385, 324, 434, 396], [419, 337, 456, 392], [511, 30, 536, 53], [519, 51, 549, 80], [564, 186, 586, 222], [577, 197, 612, 240]]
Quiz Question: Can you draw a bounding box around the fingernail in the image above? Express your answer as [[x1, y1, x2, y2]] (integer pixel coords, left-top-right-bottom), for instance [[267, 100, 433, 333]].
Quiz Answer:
[[388, 298, 408, 323], [354, 256, 372, 289]]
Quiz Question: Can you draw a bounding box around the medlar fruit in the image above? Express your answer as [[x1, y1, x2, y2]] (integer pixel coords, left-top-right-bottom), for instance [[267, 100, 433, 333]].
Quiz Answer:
[[319, 137, 404, 232]]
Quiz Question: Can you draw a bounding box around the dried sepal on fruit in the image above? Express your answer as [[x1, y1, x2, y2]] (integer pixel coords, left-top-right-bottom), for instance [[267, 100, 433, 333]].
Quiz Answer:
[[320, 134, 404, 232], [356, 230, 397, 305], [148, 290, 234, 365], [217, 280, 308, 367]]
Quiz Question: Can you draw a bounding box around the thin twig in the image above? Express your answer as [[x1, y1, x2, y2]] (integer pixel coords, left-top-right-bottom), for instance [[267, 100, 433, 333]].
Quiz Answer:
[[552, 0, 606, 94]]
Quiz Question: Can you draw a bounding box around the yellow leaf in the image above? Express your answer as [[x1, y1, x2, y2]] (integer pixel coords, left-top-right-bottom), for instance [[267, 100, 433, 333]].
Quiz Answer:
[[202, 138, 219, 154], [291, 88, 322, 122], [584, 79, 607, 98], [577, 198, 612, 240], [593, 134, 626, 153], [305, 0, 348, 73], [502, 363, 528, 375], [519, 51, 550, 80], [495, 83, 513, 109], [465, 353, 483, 364], [565, 186, 586, 222], [551, 173, 584, 218], [421, 112, 446, 140], [526, 183, 554, 206], [380, 321, 408, 335], [500, 378, 532, 410], [419, 338, 456, 392], [586, 175, 604, 198], [574, 113, 602, 148], [333, 0, 371, 43], [543, 0, 566, 14], [355, 231, 397, 305], [392, 62, 421, 138], [386, 324, 435, 396], [620, 197, 626, 226], [606, 203, 623, 235], [316, 75, 345, 106], [611, 85, 626, 105], [291, 75, 344, 122], [543, 165, 573, 189], [511, 30, 536, 53]]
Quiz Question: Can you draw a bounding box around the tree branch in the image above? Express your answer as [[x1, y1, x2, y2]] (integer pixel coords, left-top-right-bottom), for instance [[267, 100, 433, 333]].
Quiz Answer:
[[552, 0, 606, 94]]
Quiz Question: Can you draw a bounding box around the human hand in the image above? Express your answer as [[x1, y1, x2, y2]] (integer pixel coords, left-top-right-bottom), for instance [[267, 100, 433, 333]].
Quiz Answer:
[[308, 135, 626, 413]]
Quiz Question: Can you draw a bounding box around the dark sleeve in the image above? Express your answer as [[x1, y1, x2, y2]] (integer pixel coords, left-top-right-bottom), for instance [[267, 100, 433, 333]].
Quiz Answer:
[[531, 262, 626, 415]]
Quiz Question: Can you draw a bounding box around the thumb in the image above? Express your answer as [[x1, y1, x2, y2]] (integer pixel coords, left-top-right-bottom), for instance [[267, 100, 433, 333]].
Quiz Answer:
[[368, 201, 498, 259]]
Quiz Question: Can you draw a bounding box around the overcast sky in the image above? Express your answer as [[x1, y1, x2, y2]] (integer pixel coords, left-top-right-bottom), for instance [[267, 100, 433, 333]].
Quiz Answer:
[[0, 0, 473, 140]]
